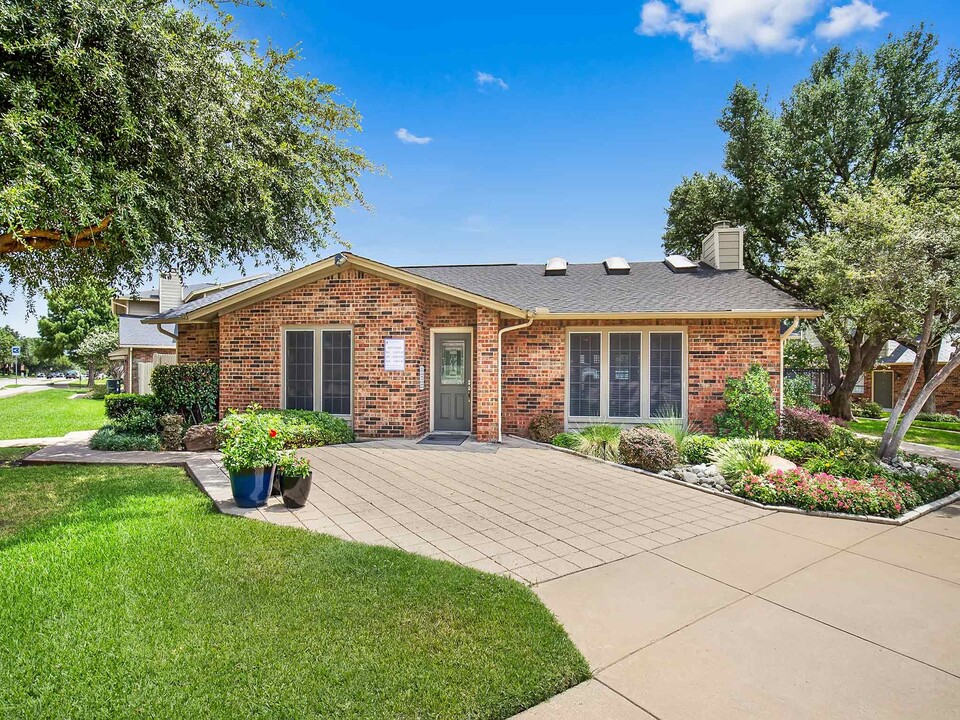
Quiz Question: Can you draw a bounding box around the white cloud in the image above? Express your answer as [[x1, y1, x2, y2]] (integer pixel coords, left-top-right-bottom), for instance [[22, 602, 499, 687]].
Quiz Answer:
[[457, 214, 492, 234], [476, 71, 509, 90], [636, 0, 886, 60], [815, 0, 888, 39], [395, 128, 432, 145]]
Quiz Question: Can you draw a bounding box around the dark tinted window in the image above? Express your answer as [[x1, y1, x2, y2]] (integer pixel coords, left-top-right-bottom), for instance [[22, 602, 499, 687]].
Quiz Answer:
[[650, 332, 683, 418], [609, 333, 641, 417], [322, 330, 351, 415], [569, 333, 601, 417], [285, 330, 314, 411]]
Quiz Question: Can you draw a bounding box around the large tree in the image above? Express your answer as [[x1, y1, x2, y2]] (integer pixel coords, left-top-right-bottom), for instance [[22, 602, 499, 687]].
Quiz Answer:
[[36, 282, 117, 386], [794, 172, 960, 460], [662, 29, 960, 418], [0, 0, 372, 310]]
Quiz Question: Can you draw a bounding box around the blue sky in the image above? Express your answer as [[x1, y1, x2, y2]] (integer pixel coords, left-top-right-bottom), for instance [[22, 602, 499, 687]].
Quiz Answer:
[[3, 0, 959, 334]]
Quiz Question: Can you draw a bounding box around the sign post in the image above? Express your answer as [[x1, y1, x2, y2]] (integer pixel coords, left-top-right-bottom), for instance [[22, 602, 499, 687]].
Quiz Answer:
[[11, 345, 20, 387]]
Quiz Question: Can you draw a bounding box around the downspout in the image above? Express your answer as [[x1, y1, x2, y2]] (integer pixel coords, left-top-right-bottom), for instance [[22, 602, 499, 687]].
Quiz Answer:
[[779, 316, 801, 416], [157, 323, 178, 342], [497, 311, 536, 443]]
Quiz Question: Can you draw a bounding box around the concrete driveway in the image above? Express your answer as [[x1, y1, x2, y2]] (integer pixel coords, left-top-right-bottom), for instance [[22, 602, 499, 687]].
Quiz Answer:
[[519, 503, 960, 719]]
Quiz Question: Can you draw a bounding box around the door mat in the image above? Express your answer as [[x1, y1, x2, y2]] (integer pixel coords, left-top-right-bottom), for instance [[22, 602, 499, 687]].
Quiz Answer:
[[418, 434, 467, 446]]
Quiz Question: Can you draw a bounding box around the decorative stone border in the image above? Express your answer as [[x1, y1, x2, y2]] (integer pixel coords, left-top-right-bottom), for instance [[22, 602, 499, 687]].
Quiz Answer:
[[514, 436, 960, 527]]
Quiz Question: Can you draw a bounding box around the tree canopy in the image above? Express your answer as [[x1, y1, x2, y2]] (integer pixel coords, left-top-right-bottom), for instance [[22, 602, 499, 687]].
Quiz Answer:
[[36, 283, 116, 362], [662, 28, 960, 417], [0, 0, 373, 310]]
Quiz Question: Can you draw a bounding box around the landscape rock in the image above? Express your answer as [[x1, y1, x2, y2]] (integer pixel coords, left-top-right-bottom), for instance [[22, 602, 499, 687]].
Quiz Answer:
[[764, 454, 797, 473], [183, 423, 218, 452]]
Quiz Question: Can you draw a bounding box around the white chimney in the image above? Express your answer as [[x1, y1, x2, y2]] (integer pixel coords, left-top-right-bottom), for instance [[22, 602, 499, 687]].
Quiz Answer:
[[700, 220, 744, 271], [158, 273, 184, 312]]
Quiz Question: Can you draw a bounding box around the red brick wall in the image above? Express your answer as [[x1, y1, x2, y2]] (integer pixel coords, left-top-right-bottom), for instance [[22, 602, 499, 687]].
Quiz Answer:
[[177, 324, 219, 363], [501, 318, 782, 435], [886, 364, 960, 415], [213, 270, 482, 438]]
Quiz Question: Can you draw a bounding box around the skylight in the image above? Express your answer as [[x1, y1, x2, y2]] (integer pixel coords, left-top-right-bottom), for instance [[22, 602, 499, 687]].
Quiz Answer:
[[603, 257, 630, 275]]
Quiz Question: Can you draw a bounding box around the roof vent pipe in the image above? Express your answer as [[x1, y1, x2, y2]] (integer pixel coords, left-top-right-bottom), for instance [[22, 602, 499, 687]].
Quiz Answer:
[[544, 257, 568, 276]]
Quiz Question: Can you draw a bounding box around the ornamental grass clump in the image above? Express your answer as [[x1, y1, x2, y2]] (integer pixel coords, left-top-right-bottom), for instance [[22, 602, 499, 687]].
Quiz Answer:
[[619, 426, 679, 472], [709, 439, 771, 482], [575, 424, 621, 461], [733, 469, 909, 518]]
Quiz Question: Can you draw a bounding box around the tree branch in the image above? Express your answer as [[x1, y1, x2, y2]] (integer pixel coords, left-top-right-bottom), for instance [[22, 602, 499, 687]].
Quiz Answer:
[[0, 214, 114, 254]]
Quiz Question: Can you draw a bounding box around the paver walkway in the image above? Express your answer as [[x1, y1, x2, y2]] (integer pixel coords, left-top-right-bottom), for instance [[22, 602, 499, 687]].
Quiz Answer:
[[191, 438, 771, 583]]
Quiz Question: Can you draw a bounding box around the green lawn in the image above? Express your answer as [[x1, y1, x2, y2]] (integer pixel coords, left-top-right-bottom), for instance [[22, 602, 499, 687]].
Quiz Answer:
[[850, 417, 960, 452], [0, 463, 588, 718], [0, 389, 105, 440]]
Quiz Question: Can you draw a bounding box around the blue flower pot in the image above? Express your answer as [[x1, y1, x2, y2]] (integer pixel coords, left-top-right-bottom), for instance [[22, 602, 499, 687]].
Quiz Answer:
[[229, 466, 274, 508]]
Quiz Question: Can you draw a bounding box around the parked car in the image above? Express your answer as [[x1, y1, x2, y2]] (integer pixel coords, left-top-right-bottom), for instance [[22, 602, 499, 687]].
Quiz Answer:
[[50, 371, 64, 379], [35, 372, 46, 378], [65, 370, 80, 380]]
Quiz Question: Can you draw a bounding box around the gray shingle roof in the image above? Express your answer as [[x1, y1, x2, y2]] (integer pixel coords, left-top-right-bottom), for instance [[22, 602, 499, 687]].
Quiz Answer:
[[880, 334, 960, 365], [144, 255, 816, 322], [147, 273, 281, 321], [402, 261, 816, 314], [118, 315, 176, 347]]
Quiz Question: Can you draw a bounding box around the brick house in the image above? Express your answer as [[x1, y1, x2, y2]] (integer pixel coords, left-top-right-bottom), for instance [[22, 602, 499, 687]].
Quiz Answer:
[[111, 274, 264, 393], [853, 338, 960, 415], [142, 223, 819, 441]]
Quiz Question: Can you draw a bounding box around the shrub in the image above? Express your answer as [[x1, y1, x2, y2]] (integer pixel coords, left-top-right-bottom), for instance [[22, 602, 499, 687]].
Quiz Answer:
[[904, 464, 960, 504], [680, 434, 721, 465], [713, 364, 778, 438], [619, 427, 679, 472], [528, 413, 564, 443], [151, 362, 219, 424], [105, 393, 155, 419], [768, 439, 820, 464], [852, 401, 883, 418], [779, 407, 835, 442], [574, 424, 621, 461], [732, 469, 908, 517], [710, 439, 771, 482], [159, 414, 185, 451], [551, 432, 579, 450], [803, 426, 881, 480], [90, 426, 163, 452], [113, 407, 159, 434], [275, 409, 354, 446], [916, 412, 960, 423], [783, 375, 816, 409]]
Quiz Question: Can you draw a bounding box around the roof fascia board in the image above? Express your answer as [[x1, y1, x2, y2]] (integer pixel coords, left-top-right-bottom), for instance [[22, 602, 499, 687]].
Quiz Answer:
[[144, 253, 527, 323], [537, 310, 822, 320]]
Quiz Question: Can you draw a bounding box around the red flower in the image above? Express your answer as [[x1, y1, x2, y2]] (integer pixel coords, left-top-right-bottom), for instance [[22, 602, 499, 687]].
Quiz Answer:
[[269, 429, 277, 438]]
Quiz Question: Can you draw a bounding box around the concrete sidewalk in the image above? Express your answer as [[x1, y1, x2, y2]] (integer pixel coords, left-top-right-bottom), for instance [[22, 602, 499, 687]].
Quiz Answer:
[[0, 383, 53, 399], [518, 505, 960, 719], [0, 430, 97, 448]]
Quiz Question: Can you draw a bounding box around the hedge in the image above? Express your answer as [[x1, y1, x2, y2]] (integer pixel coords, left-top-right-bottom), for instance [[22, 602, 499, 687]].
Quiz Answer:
[[104, 393, 156, 420], [151, 362, 219, 425]]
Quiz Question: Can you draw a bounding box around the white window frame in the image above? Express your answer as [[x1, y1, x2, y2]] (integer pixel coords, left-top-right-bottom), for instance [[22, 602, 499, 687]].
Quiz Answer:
[[281, 325, 353, 421], [565, 327, 687, 429]]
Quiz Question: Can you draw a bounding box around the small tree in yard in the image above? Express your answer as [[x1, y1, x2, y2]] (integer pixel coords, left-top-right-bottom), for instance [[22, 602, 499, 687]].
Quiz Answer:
[[77, 328, 119, 388], [793, 170, 960, 461]]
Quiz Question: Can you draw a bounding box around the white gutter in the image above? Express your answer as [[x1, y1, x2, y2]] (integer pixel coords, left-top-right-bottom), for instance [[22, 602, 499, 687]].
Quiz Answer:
[[779, 316, 801, 415], [497, 311, 536, 443]]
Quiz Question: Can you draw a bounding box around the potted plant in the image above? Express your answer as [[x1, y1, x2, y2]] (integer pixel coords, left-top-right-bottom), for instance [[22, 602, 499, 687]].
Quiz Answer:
[[219, 411, 283, 508], [276, 451, 312, 509]]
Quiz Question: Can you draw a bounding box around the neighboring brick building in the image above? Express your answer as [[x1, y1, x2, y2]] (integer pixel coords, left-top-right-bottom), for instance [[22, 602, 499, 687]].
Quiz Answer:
[[146, 223, 819, 441], [852, 339, 960, 415]]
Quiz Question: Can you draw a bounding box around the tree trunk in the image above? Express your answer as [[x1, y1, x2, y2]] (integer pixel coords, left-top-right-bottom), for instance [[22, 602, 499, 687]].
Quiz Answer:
[[920, 339, 942, 414], [87, 362, 95, 389], [878, 302, 935, 460], [885, 349, 960, 458], [817, 328, 886, 422]]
